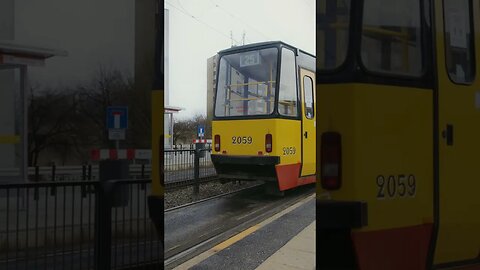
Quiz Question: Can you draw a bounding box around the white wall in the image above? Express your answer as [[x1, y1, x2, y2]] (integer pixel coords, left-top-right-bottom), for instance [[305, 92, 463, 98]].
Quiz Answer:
[[0, 0, 18, 177], [0, 69, 18, 169], [164, 113, 173, 149]]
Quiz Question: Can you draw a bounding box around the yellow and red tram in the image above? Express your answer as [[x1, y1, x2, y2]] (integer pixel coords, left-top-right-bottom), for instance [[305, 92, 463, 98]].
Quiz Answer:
[[317, 0, 480, 269], [210, 41, 317, 195]]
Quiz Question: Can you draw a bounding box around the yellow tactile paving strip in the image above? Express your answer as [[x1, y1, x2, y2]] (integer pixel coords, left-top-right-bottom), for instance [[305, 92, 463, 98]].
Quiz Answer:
[[255, 221, 315, 270]]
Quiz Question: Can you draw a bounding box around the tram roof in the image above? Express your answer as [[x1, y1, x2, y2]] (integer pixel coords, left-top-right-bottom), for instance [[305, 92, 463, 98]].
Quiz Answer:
[[218, 41, 314, 58]]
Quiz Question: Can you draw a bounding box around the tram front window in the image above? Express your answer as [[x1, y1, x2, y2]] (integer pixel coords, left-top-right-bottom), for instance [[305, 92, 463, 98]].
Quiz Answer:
[[215, 48, 278, 117]]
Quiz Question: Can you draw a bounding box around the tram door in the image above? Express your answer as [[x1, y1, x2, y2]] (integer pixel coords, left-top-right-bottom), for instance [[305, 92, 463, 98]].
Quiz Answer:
[[434, 0, 480, 264], [300, 69, 316, 176]]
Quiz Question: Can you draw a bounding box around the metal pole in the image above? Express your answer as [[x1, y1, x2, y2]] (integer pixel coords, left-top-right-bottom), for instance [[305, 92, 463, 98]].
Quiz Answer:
[[35, 166, 39, 182], [82, 164, 87, 181], [88, 164, 92, 180], [94, 181, 113, 270], [82, 164, 87, 198], [194, 147, 200, 196], [20, 66, 28, 182], [95, 160, 126, 270], [51, 164, 56, 182]]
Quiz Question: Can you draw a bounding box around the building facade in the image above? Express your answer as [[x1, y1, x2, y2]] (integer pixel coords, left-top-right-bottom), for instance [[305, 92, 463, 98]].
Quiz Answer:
[[206, 54, 218, 122]]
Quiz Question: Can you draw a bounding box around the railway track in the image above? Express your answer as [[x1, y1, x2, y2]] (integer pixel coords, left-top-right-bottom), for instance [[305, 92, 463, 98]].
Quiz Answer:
[[164, 176, 219, 191], [165, 183, 265, 212], [164, 184, 315, 269]]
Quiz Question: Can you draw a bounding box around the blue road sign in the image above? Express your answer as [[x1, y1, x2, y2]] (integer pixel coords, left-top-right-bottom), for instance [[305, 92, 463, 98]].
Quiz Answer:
[[198, 125, 205, 138], [107, 106, 128, 129]]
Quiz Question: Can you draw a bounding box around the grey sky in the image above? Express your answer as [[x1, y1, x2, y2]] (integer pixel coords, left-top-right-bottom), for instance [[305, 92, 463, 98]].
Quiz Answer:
[[166, 0, 315, 120], [14, 0, 134, 89]]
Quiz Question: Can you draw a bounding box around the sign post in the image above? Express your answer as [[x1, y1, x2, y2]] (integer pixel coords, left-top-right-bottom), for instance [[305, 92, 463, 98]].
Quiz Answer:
[[197, 125, 205, 138], [107, 106, 128, 149]]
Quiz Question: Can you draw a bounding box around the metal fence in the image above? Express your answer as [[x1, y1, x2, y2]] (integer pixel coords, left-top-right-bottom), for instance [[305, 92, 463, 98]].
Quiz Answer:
[[0, 147, 215, 185], [168, 143, 212, 150], [164, 147, 216, 184], [0, 179, 162, 269], [0, 165, 152, 182]]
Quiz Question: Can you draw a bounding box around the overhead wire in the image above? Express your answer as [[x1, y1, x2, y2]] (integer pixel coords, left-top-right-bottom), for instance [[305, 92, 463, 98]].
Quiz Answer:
[[165, 1, 241, 44], [208, 0, 271, 42]]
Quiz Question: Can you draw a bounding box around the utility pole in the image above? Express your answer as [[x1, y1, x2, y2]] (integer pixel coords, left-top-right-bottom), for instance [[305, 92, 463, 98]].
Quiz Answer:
[[242, 31, 246, 45]]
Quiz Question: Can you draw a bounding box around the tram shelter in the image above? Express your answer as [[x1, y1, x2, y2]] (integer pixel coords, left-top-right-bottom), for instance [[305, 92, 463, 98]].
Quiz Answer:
[[0, 42, 66, 182], [164, 105, 183, 149]]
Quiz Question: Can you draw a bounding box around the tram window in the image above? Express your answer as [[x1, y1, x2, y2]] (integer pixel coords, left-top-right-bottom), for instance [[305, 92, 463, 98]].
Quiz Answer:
[[303, 76, 314, 119], [444, 0, 475, 84], [317, 0, 351, 70], [361, 0, 423, 76], [214, 48, 278, 117], [278, 48, 298, 117]]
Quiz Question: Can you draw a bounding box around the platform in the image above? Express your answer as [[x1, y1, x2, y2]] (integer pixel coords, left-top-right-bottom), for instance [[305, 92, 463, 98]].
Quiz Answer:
[[174, 194, 315, 270]]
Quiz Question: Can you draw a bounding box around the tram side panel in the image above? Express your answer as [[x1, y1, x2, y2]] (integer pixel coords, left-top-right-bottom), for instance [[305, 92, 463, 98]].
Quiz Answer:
[[433, 0, 480, 265], [317, 83, 434, 269]]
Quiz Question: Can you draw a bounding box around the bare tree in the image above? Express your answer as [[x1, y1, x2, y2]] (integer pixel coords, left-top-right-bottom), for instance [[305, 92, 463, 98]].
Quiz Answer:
[[28, 86, 78, 166], [28, 66, 151, 166], [76, 66, 129, 148], [173, 114, 209, 145]]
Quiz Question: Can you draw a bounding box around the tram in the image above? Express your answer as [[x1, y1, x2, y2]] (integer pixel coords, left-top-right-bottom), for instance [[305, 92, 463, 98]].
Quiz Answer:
[[317, 0, 480, 269], [210, 41, 316, 194]]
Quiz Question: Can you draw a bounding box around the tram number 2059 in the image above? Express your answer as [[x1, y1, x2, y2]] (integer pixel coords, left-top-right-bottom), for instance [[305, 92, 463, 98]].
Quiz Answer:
[[232, 136, 253, 145], [283, 147, 296, 155], [376, 174, 416, 199]]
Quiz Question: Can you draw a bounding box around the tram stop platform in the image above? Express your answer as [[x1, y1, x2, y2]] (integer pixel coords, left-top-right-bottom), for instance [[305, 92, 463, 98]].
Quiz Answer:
[[174, 194, 315, 270]]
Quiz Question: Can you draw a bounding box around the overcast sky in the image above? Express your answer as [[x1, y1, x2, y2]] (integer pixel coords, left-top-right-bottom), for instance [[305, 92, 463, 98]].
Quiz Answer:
[[14, 0, 134, 88], [166, 0, 315, 120]]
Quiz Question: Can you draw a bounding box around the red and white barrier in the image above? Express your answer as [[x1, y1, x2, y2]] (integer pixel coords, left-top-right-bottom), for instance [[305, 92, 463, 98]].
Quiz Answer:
[[90, 149, 152, 161], [192, 139, 211, 144]]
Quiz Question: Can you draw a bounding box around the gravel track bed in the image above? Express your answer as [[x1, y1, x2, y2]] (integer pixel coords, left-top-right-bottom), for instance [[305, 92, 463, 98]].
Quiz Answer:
[[165, 180, 263, 210]]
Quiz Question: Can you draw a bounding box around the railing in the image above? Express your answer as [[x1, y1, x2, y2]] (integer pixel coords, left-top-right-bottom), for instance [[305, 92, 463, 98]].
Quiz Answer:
[[0, 179, 162, 269], [0, 147, 215, 185], [0, 165, 152, 182], [164, 147, 216, 184], [168, 143, 213, 150]]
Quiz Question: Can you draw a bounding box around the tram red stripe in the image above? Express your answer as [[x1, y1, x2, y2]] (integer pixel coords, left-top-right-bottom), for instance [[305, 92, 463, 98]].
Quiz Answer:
[[351, 223, 433, 270], [275, 163, 316, 191]]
